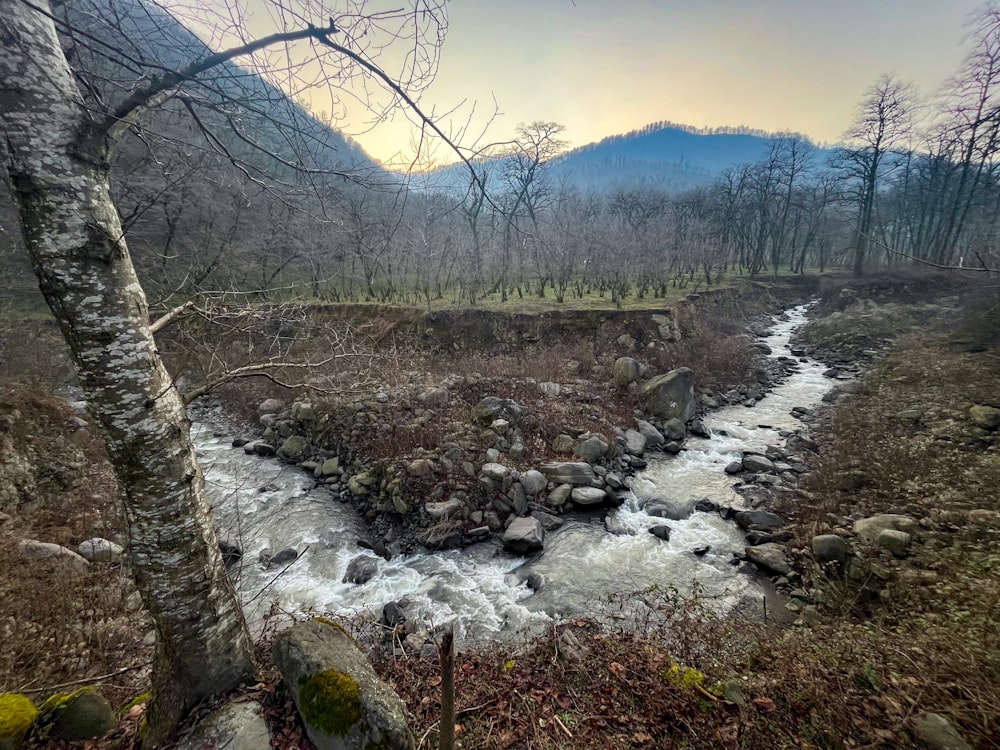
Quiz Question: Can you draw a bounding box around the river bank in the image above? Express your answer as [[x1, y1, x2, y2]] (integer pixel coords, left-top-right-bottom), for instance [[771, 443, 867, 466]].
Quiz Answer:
[[3, 272, 997, 749]]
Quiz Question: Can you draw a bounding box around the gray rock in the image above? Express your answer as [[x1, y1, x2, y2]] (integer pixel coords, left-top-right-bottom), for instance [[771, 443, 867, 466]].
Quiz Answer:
[[424, 498, 463, 522], [912, 712, 973, 750], [18, 539, 88, 570], [635, 419, 665, 446], [746, 543, 792, 575], [540, 462, 598, 486], [480, 462, 510, 481], [319, 457, 342, 477], [406, 459, 433, 477], [538, 381, 561, 397], [612, 357, 644, 386], [269, 548, 298, 568], [520, 470, 547, 496], [811, 535, 849, 567], [646, 498, 696, 521], [503, 517, 545, 554], [689, 419, 710, 438], [724, 461, 743, 474], [574, 435, 609, 462], [343, 555, 378, 585], [969, 404, 1000, 431], [417, 387, 449, 407], [472, 397, 524, 426], [662, 418, 686, 441], [258, 398, 284, 414], [571, 487, 607, 506], [175, 701, 271, 750], [876, 528, 912, 557], [742, 454, 775, 473], [649, 525, 672, 541], [44, 688, 116, 741], [273, 620, 415, 750], [78, 538, 123, 563], [640, 367, 696, 422], [853, 514, 920, 541], [551, 434, 576, 453], [624, 429, 647, 456], [547, 484, 573, 508], [509, 482, 529, 516], [277, 435, 310, 463], [735, 510, 784, 530]]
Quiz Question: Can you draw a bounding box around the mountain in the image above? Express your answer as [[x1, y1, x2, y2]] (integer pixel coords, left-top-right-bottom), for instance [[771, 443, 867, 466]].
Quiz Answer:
[[548, 122, 833, 191], [417, 121, 836, 196]]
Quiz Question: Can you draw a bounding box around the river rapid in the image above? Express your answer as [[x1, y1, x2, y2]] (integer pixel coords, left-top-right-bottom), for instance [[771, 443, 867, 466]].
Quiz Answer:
[[194, 303, 831, 642]]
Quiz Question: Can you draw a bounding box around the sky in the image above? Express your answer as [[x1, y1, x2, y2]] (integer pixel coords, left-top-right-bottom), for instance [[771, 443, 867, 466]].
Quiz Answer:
[[332, 0, 986, 167]]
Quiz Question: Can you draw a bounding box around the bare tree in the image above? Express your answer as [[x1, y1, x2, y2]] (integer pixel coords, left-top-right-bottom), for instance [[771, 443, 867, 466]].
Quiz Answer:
[[0, 0, 450, 743], [839, 74, 918, 276]]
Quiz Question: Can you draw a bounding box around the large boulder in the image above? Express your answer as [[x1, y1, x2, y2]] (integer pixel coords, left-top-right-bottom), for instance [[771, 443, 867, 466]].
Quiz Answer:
[[277, 435, 310, 463], [40, 688, 116, 741], [503, 517, 545, 554], [612, 357, 643, 387], [570, 487, 607, 506], [812, 535, 850, 567], [18, 539, 88, 571], [520, 470, 547, 496], [273, 620, 415, 750], [635, 420, 665, 446], [175, 701, 271, 750], [735, 510, 784, 531], [640, 368, 696, 422], [624, 429, 647, 456], [539, 462, 597, 486], [741, 454, 776, 474], [574, 436, 609, 463], [746, 543, 792, 575], [77, 538, 123, 563]]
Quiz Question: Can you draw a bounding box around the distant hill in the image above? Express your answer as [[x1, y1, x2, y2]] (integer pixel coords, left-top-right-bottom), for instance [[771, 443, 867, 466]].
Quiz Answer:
[[420, 121, 836, 195], [549, 122, 835, 191]]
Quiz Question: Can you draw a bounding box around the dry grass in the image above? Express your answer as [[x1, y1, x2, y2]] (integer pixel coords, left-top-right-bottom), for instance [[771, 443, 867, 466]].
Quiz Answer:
[[0, 382, 151, 710]]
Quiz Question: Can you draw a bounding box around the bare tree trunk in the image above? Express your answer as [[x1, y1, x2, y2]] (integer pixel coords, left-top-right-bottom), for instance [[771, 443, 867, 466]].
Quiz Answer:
[[0, 3, 253, 745]]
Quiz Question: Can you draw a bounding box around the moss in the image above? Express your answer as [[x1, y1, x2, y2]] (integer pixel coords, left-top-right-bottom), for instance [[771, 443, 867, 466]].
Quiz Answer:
[[0, 693, 37, 738], [662, 663, 706, 690], [298, 669, 362, 737], [117, 691, 151, 716]]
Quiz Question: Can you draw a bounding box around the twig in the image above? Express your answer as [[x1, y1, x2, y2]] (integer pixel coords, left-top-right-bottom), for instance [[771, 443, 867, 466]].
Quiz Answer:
[[553, 713, 574, 739], [19, 663, 151, 694]]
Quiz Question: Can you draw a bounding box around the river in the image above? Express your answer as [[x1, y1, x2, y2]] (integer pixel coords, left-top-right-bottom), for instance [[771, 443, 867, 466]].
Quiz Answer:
[[194, 303, 831, 642]]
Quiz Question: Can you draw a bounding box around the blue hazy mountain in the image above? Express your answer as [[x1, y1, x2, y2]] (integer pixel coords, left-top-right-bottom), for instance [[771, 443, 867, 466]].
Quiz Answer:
[[419, 122, 834, 195], [549, 122, 831, 191]]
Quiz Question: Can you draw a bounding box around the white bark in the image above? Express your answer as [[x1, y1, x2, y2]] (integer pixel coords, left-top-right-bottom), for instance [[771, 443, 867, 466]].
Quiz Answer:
[[0, 1, 252, 744]]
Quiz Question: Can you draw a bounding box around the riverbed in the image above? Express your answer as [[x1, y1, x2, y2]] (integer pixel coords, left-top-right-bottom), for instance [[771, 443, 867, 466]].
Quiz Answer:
[[194, 303, 831, 641]]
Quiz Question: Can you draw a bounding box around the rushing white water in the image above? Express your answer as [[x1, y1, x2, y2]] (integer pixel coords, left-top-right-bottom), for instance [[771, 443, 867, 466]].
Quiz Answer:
[[196, 303, 832, 640]]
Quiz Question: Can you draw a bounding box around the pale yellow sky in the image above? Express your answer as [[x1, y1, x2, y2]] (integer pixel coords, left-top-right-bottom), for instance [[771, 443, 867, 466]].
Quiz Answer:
[[329, 0, 985, 167]]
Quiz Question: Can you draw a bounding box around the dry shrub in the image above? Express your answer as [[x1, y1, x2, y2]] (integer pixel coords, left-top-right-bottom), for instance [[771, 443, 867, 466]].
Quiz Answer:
[[0, 381, 150, 708]]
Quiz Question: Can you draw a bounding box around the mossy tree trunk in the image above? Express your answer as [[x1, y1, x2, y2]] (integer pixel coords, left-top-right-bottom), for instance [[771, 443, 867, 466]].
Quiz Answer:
[[0, 2, 253, 744]]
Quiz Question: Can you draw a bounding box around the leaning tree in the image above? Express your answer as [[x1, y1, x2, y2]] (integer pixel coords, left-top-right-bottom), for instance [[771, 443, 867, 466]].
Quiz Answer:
[[0, 0, 455, 743]]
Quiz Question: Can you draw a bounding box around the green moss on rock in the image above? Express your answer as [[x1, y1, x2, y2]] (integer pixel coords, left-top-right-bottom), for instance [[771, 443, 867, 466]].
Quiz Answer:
[[298, 669, 362, 737], [0, 693, 37, 740], [39, 687, 115, 741]]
